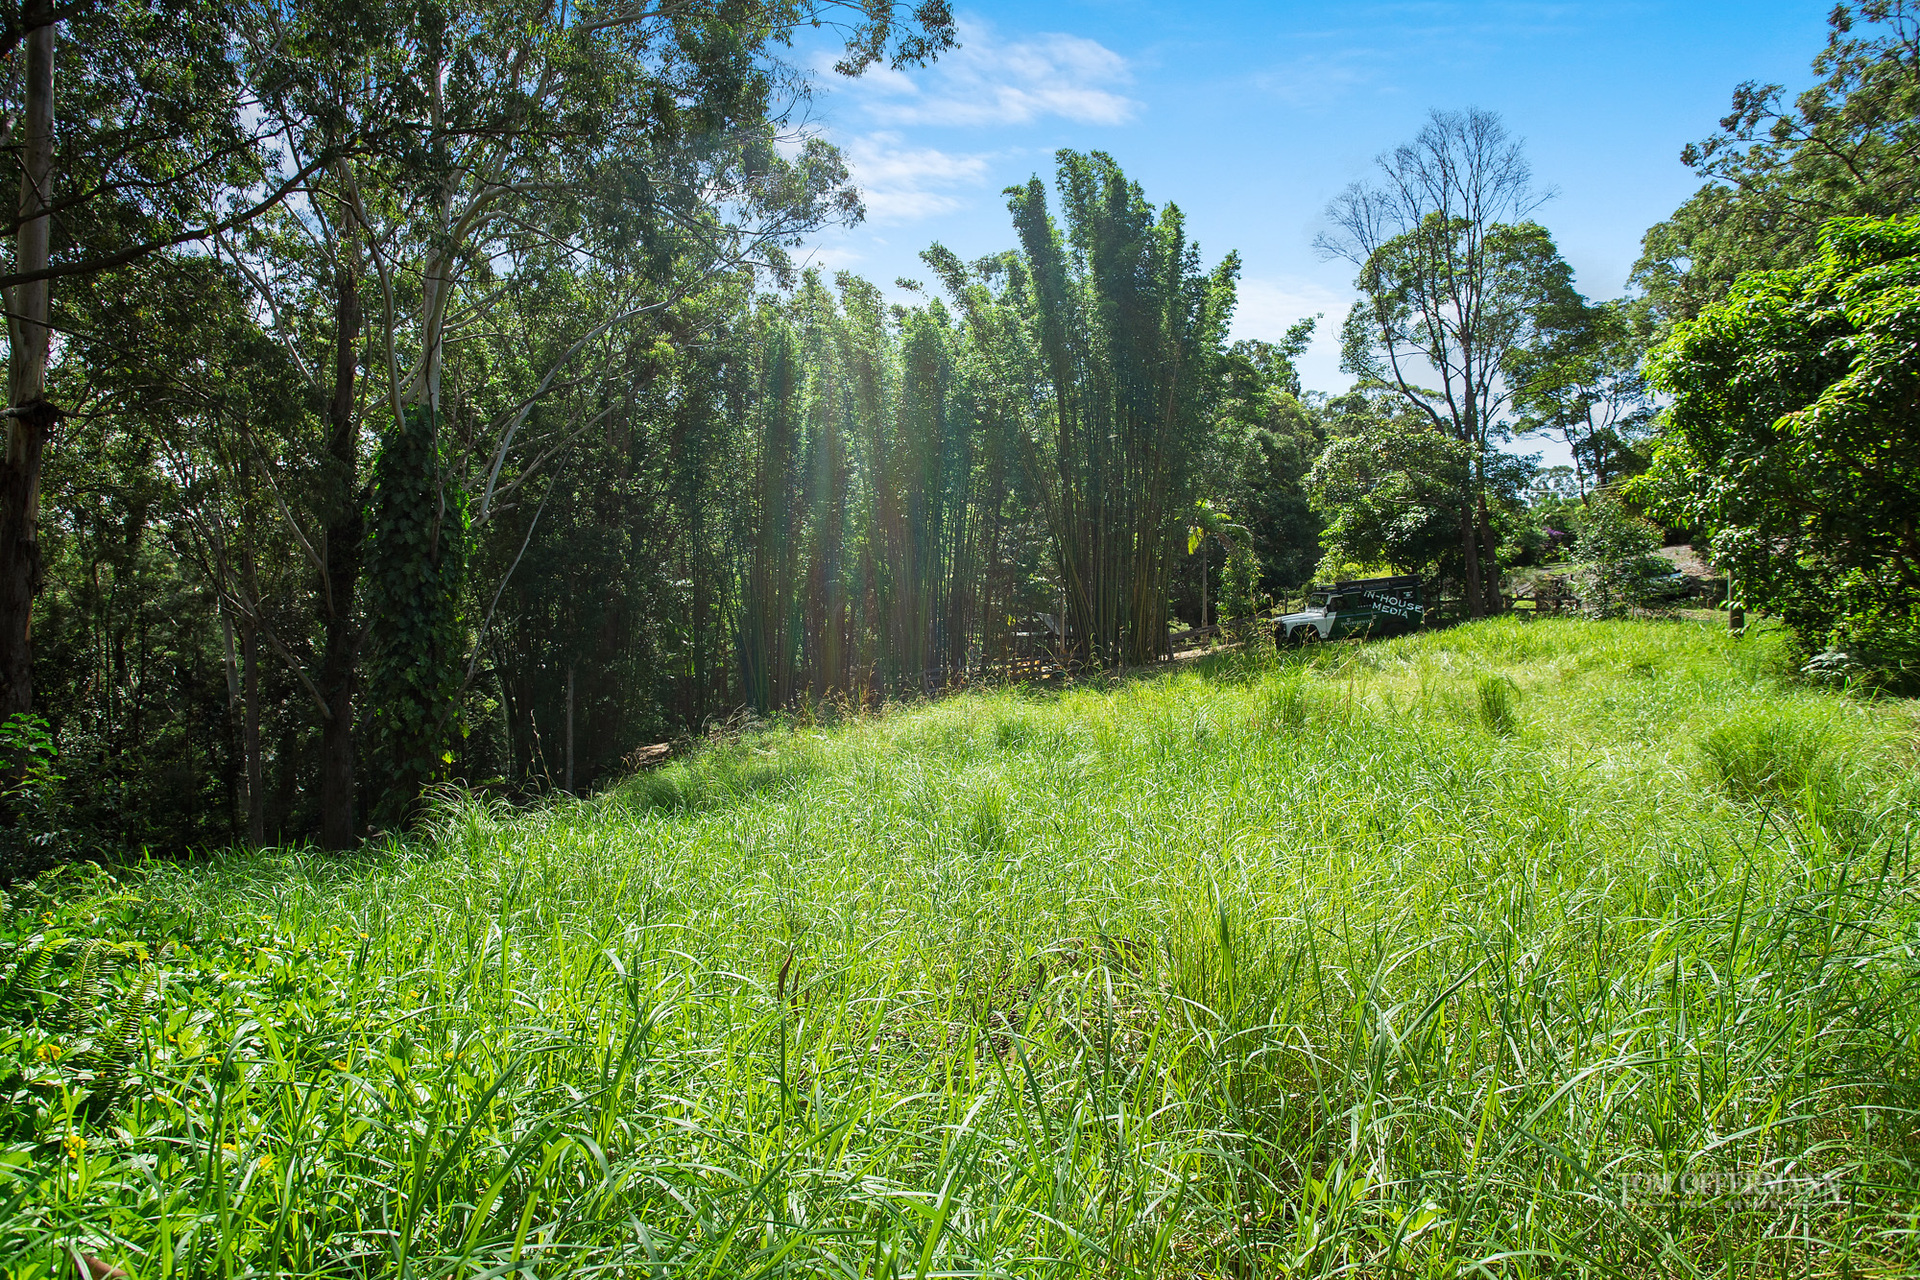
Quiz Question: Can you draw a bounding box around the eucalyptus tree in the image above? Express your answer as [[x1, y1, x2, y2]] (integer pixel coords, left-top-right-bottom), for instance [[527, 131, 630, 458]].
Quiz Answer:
[[197, 191, 375, 846], [466, 278, 691, 793], [221, 0, 954, 822], [0, 0, 396, 842], [131, 271, 312, 847], [1321, 108, 1577, 616], [1508, 297, 1657, 500], [0, 0, 300, 723], [36, 255, 299, 850]]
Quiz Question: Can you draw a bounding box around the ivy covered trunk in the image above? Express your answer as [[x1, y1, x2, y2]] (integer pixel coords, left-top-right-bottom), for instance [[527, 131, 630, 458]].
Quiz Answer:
[[365, 402, 468, 826]]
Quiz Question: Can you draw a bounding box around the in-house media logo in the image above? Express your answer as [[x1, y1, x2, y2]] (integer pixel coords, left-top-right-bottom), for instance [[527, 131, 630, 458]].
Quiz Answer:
[[1364, 590, 1420, 621]]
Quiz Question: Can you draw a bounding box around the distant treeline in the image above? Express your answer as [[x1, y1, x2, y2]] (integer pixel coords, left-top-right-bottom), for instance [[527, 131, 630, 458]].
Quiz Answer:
[[4, 0, 1917, 865]]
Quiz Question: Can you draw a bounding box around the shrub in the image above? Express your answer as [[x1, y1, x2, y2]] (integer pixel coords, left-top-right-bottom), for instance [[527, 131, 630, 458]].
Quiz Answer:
[[1572, 493, 1669, 618]]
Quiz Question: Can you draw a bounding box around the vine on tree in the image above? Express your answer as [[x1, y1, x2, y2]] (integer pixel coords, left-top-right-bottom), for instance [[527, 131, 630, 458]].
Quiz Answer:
[[364, 404, 469, 827]]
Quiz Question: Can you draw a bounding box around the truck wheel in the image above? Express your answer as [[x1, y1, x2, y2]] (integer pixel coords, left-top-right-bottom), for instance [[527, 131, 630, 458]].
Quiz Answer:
[[1295, 627, 1320, 645]]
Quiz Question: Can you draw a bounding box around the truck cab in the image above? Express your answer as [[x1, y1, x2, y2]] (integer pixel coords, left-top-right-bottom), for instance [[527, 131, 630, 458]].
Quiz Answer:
[[1276, 575, 1425, 644]]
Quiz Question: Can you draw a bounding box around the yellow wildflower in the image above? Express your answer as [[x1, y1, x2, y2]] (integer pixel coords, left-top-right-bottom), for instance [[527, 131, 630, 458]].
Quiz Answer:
[[258, 1153, 275, 1172], [63, 1133, 86, 1159], [35, 1042, 61, 1062]]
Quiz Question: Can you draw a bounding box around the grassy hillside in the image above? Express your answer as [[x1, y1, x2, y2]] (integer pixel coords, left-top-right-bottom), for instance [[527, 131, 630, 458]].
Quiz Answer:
[[4, 618, 1917, 1278]]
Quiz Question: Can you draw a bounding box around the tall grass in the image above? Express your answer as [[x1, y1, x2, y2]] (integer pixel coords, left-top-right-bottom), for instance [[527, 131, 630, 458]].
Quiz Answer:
[[3, 617, 1916, 1277]]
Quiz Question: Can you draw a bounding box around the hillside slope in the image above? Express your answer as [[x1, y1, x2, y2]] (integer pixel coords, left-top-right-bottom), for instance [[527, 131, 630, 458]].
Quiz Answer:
[[5, 619, 1918, 1278]]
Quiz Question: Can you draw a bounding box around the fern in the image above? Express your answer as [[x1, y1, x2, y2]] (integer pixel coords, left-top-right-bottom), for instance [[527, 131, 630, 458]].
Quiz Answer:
[[63, 940, 107, 1031], [1, 936, 150, 1124], [85, 974, 154, 1116], [0, 938, 59, 1018]]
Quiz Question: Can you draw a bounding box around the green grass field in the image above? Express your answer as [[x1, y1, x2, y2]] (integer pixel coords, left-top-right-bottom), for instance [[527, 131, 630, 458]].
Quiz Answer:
[[4, 618, 1917, 1278]]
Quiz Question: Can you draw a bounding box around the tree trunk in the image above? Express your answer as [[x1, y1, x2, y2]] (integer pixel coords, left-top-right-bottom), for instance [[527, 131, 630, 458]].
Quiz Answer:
[[271, 716, 299, 835], [219, 613, 247, 836], [1476, 485, 1504, 615], [318, 639, 357, 846], [1460, 505, 1484, 620], [0, 1, 57, 718], [243, 627, 264, 844], [318, 263, 363, 849]]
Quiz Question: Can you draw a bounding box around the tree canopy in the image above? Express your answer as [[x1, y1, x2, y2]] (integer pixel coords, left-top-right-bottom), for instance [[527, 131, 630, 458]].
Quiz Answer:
[[4, 0, 1918, 862], [1640, 214, 1920, 674], [1635, 1, 1920, 321], [1322, 108, 1579, 616]]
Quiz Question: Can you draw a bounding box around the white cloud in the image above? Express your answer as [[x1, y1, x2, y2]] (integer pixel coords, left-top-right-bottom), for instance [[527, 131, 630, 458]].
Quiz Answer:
[[1232, 278, 1347, 340], [1250, 7, 1592, 109], [791, 241, 867, 274], [843, 62, 921, 99], [845, 132, 991, 225], [1253, 51, 1387, 109], [839, 20, 1139, 128], [1232, 277, 1355, 395]]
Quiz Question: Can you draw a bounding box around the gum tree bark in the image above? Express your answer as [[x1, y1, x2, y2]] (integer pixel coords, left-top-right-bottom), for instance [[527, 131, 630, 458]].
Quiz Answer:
[[0, 0, 56, 718], [318, 261, 364, 848]]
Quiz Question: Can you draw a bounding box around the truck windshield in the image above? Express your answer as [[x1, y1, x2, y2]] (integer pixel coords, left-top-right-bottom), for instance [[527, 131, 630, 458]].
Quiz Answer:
[[1308, 593, 1331, 609]]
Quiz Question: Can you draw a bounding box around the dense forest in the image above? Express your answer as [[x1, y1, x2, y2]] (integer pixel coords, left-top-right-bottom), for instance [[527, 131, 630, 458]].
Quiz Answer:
[[1, 0, 1917, 868]]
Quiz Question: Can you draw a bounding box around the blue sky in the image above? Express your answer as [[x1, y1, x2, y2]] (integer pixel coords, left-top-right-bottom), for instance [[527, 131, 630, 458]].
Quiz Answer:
[[791, 0, 1834, 413]]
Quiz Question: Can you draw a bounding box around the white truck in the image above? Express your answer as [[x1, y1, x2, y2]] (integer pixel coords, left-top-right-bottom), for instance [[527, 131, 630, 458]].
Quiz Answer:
[[1276, 575, 1427, 644]]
